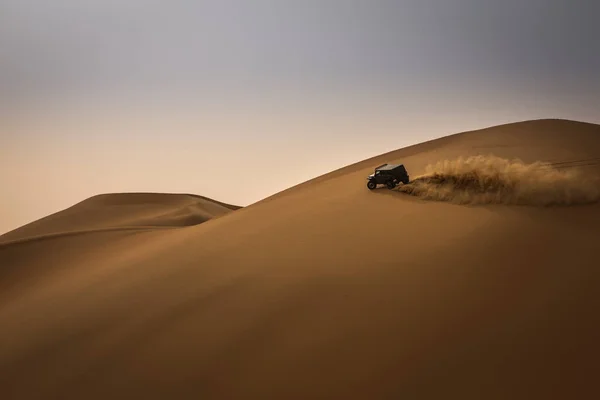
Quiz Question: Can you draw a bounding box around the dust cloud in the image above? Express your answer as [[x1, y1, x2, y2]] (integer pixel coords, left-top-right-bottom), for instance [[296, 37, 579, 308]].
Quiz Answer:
[[398, 155, 600, 206]]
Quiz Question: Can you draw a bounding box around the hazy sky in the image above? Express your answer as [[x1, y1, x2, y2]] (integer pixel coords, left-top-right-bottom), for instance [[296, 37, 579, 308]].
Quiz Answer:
[[2, 0, 599, 234]]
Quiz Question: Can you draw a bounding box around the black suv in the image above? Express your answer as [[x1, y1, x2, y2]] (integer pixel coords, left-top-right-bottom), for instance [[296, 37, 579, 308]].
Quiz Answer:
[[366, 163, 410, 190]]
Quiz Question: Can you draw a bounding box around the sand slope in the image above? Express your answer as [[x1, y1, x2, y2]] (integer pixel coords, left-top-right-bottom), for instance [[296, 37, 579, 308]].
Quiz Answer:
[[0, 194, 239, 308], [1, 119, 600, 399]]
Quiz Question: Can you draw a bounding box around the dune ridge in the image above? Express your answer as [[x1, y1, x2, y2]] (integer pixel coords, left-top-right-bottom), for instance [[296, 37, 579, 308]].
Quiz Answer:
[[398, 154, 600, 206], [0, 226, 175, 249], [0, 192, 240, 243]]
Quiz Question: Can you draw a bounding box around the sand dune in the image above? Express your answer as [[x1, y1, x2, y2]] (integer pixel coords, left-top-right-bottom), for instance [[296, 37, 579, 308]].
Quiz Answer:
[[1, 119, 600, 399], [0, 193, 240, 243]]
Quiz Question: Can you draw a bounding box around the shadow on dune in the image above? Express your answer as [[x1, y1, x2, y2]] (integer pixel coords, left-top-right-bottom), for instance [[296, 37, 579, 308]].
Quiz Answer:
[[396, 155, 600, 206]]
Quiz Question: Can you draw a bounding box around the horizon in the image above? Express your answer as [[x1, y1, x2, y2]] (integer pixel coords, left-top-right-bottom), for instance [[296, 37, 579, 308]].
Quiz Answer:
[[2, 116, 596, 235], [2, 0, 600, 235]]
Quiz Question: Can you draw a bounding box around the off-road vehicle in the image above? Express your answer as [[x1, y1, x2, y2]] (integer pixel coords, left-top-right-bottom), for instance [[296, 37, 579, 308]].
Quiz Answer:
[[366, 163, 410, 190]]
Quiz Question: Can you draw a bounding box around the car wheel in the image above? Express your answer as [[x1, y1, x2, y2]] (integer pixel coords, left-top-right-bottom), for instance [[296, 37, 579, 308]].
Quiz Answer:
[[367, 180, 377, 190], [386, 180, 396, 189]]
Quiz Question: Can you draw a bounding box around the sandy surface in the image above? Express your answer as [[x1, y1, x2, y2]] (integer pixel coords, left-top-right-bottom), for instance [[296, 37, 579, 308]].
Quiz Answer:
[[1, 119, 600, 399]]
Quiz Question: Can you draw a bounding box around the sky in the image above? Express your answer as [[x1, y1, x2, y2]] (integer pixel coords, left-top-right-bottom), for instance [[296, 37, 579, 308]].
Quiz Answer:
[[1, 0, 600, 234]]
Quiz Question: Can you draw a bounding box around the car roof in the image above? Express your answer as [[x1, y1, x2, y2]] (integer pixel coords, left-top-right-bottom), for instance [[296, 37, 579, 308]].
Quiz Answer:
[[375, 163, 403, 171]]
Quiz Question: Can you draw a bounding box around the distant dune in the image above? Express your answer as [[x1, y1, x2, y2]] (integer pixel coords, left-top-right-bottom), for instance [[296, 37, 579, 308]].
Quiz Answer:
[[0, 193, 240, 244], [1, 119, 599, 399]]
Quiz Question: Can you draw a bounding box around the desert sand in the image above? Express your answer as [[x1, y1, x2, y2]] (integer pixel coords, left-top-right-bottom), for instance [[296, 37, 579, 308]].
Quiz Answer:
[[1, 119, 600, 399]]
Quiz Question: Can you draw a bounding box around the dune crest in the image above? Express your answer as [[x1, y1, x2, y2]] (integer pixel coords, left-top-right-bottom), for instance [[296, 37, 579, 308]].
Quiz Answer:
[[0, 193, 240, 243], [398, 155, 600, 206]]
